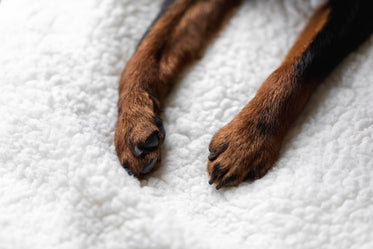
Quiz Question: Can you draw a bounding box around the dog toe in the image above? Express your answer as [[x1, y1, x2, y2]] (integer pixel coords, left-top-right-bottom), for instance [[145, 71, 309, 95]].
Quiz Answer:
[[115, 91, 165, 178]]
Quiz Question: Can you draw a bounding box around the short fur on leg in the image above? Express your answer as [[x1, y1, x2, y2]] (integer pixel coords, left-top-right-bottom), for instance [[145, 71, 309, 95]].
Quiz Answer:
[[115, 0, 242, 177], [207, 0, 373, 189]]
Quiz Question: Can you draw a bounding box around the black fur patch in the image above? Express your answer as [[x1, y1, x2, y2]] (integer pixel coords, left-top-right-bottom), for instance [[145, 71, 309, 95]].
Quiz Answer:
[[297, 0, 373, 80], [256, 121, 275, 136], [256, 107, 277, 136]]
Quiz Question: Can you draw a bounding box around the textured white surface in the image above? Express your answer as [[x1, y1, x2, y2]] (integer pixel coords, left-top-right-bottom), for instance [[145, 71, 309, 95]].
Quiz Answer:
[[0, 0, 373, 248]]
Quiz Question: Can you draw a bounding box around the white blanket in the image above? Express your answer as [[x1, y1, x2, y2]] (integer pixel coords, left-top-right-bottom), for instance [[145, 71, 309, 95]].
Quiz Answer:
[[1, 0, 372, 248]]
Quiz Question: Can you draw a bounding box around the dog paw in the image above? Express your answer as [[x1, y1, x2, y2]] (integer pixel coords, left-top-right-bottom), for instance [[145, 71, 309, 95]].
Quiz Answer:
[[207, 109, 282, 189], [115, 89, 165, 177]]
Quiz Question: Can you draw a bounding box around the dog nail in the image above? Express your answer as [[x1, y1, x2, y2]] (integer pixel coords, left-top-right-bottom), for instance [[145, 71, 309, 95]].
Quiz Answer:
[[208, 152, 216, 161], [209, 163, 221, 184], [143, 131, 159, 149], [208, 177, 215, 185], [134, 145, 144, 157], [223, 174, 238, 185], [216, 178, 228, 190], [208, 143, 227, 160], [122, 160, 134, 176], [216, 183, 224, 190], [154, 115, 166, 142], [122, 160, 129, 169], [141, 158, 157, 174]]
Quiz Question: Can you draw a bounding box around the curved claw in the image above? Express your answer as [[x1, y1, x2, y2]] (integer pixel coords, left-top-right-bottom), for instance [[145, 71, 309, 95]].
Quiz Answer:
[[154, 115, 166, 142], [216, 174, 238, 190], [122, 160, 134, 176], [141, 158, 157, 174], [134, 145, 144, 157], [208, 152, 217, 161], [133, 131, 160, 158], [208, 163, 221, 185], [143, 131, 159, 149]]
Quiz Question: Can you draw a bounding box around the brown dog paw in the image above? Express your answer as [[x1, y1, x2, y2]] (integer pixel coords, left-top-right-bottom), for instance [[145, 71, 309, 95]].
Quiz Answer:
[[115, 89, 165, 177], [207, 106, 283, 189]]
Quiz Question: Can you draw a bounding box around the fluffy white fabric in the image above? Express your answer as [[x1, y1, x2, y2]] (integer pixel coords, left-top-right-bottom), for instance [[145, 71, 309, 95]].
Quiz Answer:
[[1, 0, 372, 248]]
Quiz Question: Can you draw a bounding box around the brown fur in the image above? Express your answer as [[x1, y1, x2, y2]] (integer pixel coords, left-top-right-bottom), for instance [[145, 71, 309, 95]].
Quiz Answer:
[[207, 3, 331, 188], [115, 0, 332, 185], [115, 0, 241, 177]]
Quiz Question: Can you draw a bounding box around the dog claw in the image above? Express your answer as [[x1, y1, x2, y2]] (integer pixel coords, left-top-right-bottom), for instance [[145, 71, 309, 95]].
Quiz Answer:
[[115, 91, 165, 178], [122, 160, 129, 169], [208, 163, 220, 184], [208, 172, 218, 185], [208, 178, 215, 185], [154, 115, 166, 142], [134, 145, 144, 157], [208, 152, 216, 161], [216, 184, 223, 190], [208, 143, 227, 161], [143, 131, 159, 149], [134, 131, 159, 158], [141, 158, 157, 174], [217, 174, 238, 189], [122, 160, 134, 176]]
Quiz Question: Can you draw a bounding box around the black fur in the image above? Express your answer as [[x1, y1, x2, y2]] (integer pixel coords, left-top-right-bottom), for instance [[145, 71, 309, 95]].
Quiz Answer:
[[297, 0, 373, 80], [256, 121, 276, 136]]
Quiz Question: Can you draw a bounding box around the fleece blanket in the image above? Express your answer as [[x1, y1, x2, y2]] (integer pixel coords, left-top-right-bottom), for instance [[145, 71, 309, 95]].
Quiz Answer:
[[1, 0, 372, 248]]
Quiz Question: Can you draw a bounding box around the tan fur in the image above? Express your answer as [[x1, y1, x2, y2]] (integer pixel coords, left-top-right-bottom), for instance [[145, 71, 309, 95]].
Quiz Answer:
[[115, 0, 241, 177], [207, 3, 331, 188], [115, 0, 331, 184]]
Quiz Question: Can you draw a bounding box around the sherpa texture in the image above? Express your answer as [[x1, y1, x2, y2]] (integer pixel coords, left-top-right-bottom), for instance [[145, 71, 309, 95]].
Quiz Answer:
[[0, 0, 372, 248]]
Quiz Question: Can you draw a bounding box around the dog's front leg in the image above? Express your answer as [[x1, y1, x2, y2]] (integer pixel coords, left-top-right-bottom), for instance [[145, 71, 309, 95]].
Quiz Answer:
[[207, 0, 373, 189], [115, 0, 242, 177]]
